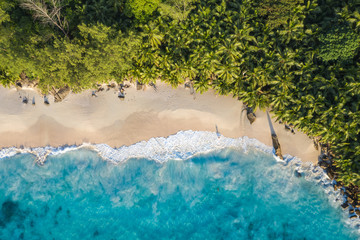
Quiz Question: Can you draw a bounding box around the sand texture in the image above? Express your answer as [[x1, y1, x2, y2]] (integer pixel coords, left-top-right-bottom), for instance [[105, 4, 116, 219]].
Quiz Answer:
[[0, 82, 319, 163]]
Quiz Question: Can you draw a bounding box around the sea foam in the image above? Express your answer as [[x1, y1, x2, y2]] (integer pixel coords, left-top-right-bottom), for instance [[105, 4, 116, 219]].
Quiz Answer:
[[0, 130, 358, 230]]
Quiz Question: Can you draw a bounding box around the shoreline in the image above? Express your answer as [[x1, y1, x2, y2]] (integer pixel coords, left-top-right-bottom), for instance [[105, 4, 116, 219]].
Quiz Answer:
[[0, 82, 319, 164]]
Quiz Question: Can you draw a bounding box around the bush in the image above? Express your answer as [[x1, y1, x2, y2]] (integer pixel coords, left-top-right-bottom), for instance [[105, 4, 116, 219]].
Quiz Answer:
[[318, 24, 360, 63]]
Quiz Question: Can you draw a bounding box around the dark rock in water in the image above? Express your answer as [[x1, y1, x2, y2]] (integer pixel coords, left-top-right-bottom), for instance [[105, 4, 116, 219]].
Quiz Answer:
[[326, 168, 335, 180], [341, 202, 349, 209], [294, 169, 302, 178], [2, 200, 19, 222], [350, 215, 358, 219], [350, 209, 355, 214], [355, 209, 360, 215], [20, 232, 24, 239], [93, 230, 99, 237]]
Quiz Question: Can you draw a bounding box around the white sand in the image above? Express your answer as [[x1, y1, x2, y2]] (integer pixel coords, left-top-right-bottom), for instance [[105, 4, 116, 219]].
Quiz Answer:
[[0, 82, 319, 164]]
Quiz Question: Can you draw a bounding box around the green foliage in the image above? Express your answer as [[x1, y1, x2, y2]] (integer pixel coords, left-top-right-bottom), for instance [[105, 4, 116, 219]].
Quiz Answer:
[[125, 0, 160, 22], [159, 0, 196, 21], [255, 0, 303, 28], [318, 24, 360, 62]]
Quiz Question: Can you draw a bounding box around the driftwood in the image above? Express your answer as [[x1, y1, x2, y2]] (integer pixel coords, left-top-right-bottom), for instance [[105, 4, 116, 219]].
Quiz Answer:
[[52, 86, 70, 102]]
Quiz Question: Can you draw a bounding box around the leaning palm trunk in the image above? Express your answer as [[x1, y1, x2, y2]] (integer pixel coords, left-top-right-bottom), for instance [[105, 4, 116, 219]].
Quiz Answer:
[[271, 134, 283, 160], [266, 111, 283, 160], [20, 0, 68, 38]]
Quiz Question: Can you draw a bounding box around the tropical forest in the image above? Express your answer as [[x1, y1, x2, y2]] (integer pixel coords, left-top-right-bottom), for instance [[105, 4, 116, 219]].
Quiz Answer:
[[1, 0, 360, 200]]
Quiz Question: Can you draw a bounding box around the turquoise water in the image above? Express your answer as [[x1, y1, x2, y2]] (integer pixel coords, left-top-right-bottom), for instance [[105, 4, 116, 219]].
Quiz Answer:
[[0, 148, 358, 239]]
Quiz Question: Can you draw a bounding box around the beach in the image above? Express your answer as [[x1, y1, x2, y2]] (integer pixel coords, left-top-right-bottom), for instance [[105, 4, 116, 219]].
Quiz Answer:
[[0, 82, 319, 164]]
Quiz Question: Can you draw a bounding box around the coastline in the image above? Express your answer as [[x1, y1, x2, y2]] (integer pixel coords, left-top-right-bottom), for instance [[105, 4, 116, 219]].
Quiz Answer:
[[0, 82, 319, 164]]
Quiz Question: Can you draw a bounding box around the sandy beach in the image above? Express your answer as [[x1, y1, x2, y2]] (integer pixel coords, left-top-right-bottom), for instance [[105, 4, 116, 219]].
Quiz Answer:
[[0, 82, 319, 164]]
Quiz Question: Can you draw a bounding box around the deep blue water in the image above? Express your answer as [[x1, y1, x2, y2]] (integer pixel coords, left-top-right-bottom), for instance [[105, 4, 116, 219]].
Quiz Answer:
[[0, 148, 358, 239]]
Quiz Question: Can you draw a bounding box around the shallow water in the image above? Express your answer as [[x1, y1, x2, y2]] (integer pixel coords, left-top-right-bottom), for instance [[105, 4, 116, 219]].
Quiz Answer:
[[0, 148, 358, 239]]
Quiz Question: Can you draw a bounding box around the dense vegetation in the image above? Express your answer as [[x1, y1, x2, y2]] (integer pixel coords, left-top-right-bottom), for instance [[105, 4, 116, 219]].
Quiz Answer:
[[1, 0, 360, 196]]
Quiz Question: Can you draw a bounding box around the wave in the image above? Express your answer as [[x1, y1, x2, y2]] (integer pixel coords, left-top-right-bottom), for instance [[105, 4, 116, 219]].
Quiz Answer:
[[0, 130, 275, 164], [0, 130, 358, 230]]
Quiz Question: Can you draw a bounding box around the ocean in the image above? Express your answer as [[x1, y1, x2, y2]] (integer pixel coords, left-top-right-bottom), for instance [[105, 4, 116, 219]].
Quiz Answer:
[[0, 131, 358, 239]]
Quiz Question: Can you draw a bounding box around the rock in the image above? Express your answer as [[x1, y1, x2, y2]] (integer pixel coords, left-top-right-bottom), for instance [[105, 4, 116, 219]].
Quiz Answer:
[[350, 209, 355, 214], [355, 209, 360, 215], [247, 112, 256, 124], [341, 202, 349, 209], [350, 215, 358, 219], [243, 105, 256, 124], [294, 169, 302, 178], [318, 160, 329, 169], [326, 168, 335, 180]]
